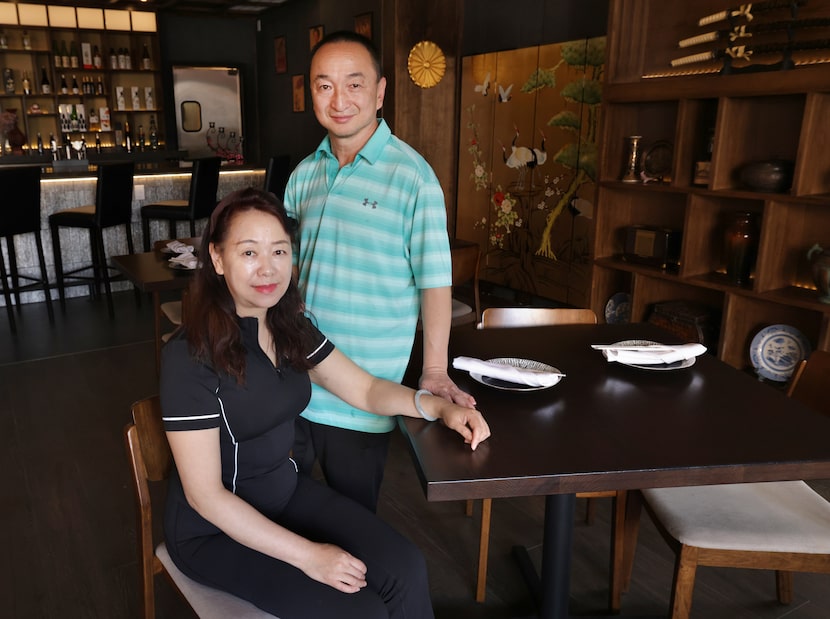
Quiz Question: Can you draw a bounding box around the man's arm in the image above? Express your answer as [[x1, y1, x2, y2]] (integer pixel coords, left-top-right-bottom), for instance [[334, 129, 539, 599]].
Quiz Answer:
[[419, 286, 476, 407]]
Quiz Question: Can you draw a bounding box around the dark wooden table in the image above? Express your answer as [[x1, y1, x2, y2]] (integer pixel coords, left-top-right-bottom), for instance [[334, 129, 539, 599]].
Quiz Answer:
[[399, 322, 830, 619], [111, 245, 197, 371]]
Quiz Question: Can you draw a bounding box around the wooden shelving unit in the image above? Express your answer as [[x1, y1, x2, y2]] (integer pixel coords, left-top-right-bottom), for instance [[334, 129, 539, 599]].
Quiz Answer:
[[592, 0, 830, 370], [0, 9, 163, 153]]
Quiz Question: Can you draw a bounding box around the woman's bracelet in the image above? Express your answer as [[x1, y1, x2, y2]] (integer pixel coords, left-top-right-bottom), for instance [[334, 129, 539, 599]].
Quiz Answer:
[[414, 389, 438, 422]]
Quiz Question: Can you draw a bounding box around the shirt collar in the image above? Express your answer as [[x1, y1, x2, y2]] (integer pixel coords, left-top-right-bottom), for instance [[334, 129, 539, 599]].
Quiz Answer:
[[314, 118, 391, 166]]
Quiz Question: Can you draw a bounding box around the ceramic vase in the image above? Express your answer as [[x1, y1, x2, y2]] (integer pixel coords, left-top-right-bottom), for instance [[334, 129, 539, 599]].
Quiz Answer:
[[621, 135, 642, 183], [807, 243, 830, 304]]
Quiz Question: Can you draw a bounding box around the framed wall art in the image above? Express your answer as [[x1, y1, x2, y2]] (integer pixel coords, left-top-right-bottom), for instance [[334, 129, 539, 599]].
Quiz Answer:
[[292, 74, 305, 112], [274, 36, 287, 74], [309, 25, 324, 50], [354, 13, 372, 40]]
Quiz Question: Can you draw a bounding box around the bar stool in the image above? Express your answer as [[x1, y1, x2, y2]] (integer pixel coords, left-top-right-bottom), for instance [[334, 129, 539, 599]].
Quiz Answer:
[[49, 161, 136, 318], [263, 154, 291, 200], [0, 165, 54, 334], [141, 156, 222, 251]]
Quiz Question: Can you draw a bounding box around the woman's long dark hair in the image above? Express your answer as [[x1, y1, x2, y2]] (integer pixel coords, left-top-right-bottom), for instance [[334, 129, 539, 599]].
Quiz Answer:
[[185, 188, 317, 381]]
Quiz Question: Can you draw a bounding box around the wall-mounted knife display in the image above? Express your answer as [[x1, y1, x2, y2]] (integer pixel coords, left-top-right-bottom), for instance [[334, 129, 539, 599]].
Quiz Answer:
[[671, 37, 830, 70], [697, 0, 808, 27], [678, 17, 830, 48]]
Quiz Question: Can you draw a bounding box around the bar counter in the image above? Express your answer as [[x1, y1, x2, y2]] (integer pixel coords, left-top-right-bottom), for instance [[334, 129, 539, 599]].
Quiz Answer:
[[1, 157, 265, 306]]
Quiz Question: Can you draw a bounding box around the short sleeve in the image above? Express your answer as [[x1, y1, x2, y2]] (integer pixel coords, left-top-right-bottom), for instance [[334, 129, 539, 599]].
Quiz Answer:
[[160, 337, 223, 432], [304, 315, 335, 365]]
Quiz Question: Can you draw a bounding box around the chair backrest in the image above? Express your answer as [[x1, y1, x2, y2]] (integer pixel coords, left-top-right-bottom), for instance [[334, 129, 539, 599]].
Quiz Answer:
[[480, 306, 598, 328], [96, 161, 135, 228], [0, 165, 42, 236], [124, 395, 173, 618], [263, 154, 291, 200], [451, 240, 481, 323], [189, 157, 223, 219], [786, 349, 830, 417]]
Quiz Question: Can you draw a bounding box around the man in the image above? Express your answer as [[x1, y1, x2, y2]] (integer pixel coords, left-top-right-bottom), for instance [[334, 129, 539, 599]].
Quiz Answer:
[[283, 31, 475, 512]]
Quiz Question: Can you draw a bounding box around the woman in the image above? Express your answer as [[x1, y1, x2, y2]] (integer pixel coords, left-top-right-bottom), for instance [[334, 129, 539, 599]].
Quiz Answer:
[[160, 188, 490, 618]]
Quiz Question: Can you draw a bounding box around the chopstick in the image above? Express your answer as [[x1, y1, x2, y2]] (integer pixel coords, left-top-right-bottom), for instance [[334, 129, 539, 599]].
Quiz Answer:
[[590, 344, 675, 352]]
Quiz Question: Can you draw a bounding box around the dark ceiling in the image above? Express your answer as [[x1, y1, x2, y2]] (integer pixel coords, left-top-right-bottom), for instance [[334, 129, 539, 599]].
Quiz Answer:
[[21, 0, 292, 17]]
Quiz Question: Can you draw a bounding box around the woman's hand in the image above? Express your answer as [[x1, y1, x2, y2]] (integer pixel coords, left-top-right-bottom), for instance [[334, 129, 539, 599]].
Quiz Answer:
[[431, 397, 491, 451], [301, 543, 368, 593]]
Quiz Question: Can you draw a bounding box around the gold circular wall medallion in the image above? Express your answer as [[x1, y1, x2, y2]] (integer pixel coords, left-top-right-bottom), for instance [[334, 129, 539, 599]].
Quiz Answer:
[[407, 40, 446, 89]]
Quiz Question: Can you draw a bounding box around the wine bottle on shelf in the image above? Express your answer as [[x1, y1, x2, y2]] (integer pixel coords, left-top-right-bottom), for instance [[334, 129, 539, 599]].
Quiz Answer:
[[109, 48, 118, 70], [70, 104, 79, 132], [149, 115, 159, 150], [40, 67, 51, 94], [63, 133, 72, 160], [0, 30, 7, 50], [60, 40, 70, 68], [138, 124, 145, 150], [124, 121, 132, 153], [71, 75, 79, 95], [124, 48, 132, 70], [117, 48, 126, 69], [79, 113, 87, 132], [37, 132, 44, 155], [92, 45, 102, 69], [95, 75, 104, 95], [95, 131, 102, 154], [53, 40, 61, 68], [49, 133, 58, 160], [60, 74, 68, 94], [4, 69, 15, 94], [22, 30, 31, 50], [69, 40, 79, 68], [22, 71, 31, 95], [141, 44, 152, 70]]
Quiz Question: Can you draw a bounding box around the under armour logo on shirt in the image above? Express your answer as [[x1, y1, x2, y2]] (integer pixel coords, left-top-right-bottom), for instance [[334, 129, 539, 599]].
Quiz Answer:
[[362, 198, 378, 209]]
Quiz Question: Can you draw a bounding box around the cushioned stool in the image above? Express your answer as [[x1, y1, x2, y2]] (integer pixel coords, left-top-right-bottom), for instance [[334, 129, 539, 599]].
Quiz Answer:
[[141, 156, 221, 250], [0, 165, 54, 333], [49, 161, 135, 318]]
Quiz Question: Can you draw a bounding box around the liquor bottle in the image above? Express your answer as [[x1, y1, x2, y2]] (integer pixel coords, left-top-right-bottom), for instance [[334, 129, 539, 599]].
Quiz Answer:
[[22, 30, 31, 50], [40, 67, 51, 94], [60, 74, 68, 94], [138, 124, 145, 150], [124, 48, 132, 70], [141, 44, 152, 70], [95, 75, 104, 95], [69, 104, 79, 132], [22, 71, 31, 95], [49, 133, 58, 160], [3, 68, 14, 94], [92, 45, 102, 69], [60, 40, 70, 68], [79, 113, 87, 132], [117, 47, 126, 69], [0, 30, 7, 50], [109, 48, 118, 70], [37, 132, 44, 155], [53, 40, 61, 67], [149, 115, 159, 150], [71, 74, 79, 95], [63, 133, 72, 160], [69, 40, 79, 68], [95, 131, 102, 154], [124, 121, 132, 153]]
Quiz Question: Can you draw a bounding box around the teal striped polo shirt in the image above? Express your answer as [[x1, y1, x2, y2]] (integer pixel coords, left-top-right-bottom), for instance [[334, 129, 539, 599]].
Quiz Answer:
[[284, 119, 452, 433]]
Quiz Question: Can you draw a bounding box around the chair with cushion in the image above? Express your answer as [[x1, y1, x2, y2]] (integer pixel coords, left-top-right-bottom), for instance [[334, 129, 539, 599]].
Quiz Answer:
[[263, 154, 291, 200], [613, 349, 830, 619], [125, 395, 277, 619], [0, 165, 54, 334], [141, 156, 222, 251], [49, 161, 135, 318], [471, 307, 624, 603], [450, 239, 481, 327]]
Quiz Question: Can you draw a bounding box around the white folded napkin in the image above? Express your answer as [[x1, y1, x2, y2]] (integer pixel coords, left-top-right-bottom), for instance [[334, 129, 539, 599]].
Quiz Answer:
[[453, 356, 564, 387], [599, 343, 706, 365], [166, 240, 195, 254], [168, 251, 199, 270]]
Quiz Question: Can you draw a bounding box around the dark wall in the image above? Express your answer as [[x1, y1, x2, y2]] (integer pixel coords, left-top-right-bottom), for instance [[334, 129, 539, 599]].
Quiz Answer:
[[156, 12, 261, 164], [462, 0, 609, 55], [255, 0, 382, 168]]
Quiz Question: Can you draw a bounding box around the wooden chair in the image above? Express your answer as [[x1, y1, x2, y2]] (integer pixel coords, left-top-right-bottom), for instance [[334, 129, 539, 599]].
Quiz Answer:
[[450, 240, 481, 327], [141, 157, 222, 251], [613, 349, 830, 619], [124, 395, 277, 618], [472, 307, 624, 603]]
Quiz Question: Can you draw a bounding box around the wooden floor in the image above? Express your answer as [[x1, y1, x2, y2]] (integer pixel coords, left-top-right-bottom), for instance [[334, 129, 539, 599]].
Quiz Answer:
[[2, 291, 829, 618]]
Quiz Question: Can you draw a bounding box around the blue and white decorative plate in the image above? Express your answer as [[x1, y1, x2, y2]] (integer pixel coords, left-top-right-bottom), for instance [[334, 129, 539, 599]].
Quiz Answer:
[[605, 292, 632, 324], [749, 324, 811, 382]]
